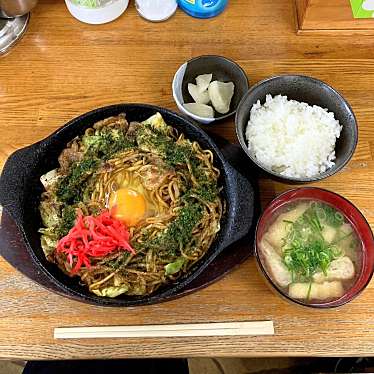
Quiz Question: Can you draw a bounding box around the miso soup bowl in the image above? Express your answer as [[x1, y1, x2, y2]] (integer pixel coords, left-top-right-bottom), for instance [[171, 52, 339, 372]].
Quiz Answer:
[[255, 187, 374, 309]]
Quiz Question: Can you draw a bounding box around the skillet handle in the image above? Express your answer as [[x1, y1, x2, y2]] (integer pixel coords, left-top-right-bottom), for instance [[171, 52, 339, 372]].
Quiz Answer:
[[220, 163, 254, 249], [0, 142, 43, 226], [216, 143, 255, 251]]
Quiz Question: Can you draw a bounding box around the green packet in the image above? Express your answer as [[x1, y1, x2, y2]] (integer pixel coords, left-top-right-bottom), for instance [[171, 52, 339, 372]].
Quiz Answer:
[[350, 0, 374, 18]]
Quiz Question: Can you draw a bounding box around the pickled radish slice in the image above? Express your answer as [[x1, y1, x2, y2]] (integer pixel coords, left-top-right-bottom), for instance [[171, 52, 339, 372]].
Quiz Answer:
[[188, 83, 210, 105], [196, 73, 213, 93], [183, 103, 214, 118], [208, 81, 235, 114]]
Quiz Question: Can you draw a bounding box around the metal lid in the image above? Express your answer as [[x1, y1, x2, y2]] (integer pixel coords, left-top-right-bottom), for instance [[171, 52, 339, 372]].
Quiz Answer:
[[135, 0, 177, 22], [0, 14, 29, 55]]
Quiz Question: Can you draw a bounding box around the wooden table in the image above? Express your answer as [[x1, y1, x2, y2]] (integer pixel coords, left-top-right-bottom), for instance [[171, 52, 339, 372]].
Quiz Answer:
[[1, 0, 374, 360]]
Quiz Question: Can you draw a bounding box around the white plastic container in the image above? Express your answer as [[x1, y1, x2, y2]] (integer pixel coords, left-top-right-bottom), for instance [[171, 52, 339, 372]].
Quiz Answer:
[[135, 0, 177, 22], [65, 0, 129, 24]]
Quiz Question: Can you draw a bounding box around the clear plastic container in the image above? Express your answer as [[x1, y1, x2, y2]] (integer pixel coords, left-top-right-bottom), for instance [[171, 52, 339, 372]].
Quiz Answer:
[[65, 0, 129, 24]]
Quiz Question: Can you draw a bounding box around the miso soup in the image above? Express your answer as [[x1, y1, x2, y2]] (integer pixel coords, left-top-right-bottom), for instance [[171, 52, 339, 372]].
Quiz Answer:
[[259, 200, 362, 303]]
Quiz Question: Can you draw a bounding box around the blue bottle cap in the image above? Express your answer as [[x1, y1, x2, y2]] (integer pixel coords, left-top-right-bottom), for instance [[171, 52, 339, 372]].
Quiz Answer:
[[178, 0, 227, 19]]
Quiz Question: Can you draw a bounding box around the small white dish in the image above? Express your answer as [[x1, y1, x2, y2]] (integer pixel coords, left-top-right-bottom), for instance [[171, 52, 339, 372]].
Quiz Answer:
[[172, 62, 215, 125], [172, 55, 249, 125]]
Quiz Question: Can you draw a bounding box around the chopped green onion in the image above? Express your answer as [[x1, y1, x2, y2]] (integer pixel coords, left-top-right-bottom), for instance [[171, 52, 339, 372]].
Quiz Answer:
[[334, 212, 344, 224], [306, 281, 312, 300], [281, 203, 343, 285]]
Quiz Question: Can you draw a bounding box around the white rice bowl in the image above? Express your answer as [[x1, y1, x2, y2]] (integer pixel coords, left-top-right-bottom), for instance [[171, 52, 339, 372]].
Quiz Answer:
[[245, 94, 342, 178]]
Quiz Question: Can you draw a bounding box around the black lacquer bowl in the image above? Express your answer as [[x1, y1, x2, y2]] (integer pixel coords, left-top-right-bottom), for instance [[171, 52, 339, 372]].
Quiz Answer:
[[0, 104, 254, 307], [236, 75, 358, 183]]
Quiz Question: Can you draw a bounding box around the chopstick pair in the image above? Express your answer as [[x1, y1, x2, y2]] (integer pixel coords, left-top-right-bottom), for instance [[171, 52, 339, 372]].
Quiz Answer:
[[54, 321, 274, 339]]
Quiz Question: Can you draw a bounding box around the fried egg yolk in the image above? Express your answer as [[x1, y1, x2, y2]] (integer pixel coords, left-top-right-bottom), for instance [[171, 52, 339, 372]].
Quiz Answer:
[[109, 188, 147, 227]]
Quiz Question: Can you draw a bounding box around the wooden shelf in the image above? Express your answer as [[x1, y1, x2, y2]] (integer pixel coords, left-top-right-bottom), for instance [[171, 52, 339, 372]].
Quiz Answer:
[[295, 0, 374, 35]]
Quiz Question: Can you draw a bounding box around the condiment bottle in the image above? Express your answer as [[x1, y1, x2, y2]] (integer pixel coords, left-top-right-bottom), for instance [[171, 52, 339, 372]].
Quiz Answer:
[[177, 0, 228, 18], [135, 0, 178, 22]]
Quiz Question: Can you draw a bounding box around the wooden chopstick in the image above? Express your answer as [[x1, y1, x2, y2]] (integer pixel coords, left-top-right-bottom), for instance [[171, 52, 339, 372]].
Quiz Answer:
[[54, 321, 274, 339]]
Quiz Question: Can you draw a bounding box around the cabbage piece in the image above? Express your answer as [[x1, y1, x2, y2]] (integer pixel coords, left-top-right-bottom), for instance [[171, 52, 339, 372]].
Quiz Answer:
[[39, 199, 61, 228], [183, 103, 214, 118], [208, 81, 235, 114], [196, 74, 213, 93], [126, 282, 146, 296], [188, 83, 210, 105], [137, 113, 169, 154], [92, 285, 129, 298], [82, 134, 102, 151], [40, 169, 60, 190], [39, 228, 59, 256], [142, 112, 168, 134], [165, 257, 185, 275]]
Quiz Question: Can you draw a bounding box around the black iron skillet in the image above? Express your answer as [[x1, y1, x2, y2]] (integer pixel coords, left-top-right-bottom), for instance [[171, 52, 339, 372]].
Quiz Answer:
[[0, 104, 254, 307]]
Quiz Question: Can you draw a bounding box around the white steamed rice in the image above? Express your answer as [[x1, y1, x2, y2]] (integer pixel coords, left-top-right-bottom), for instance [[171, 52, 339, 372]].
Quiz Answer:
[[245, 94, 342, 178]]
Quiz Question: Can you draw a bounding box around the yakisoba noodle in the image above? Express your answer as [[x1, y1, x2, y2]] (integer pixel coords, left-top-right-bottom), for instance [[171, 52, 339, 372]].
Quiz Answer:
[[39, 113, 224, 297]]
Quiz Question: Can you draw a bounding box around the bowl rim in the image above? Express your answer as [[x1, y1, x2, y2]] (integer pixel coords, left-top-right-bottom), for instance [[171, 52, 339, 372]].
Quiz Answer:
[[172, 54, 250, 123], [235, 74, 358, 183], [254, 187, 374, 309]]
